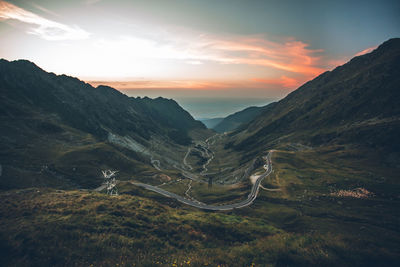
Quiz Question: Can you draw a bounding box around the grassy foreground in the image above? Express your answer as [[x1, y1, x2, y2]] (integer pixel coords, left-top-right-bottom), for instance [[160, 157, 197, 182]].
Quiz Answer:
[[0, 147, 399, 266]]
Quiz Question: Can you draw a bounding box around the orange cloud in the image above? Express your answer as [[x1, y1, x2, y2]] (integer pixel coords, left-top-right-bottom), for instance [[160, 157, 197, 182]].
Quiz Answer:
[[85, 34, 337, 93], [201, 35, 325, 77], [87, 80, 233, 90], [88, 75, 306, 94], [354, 46, 377, 57], [251, 75, 301, 88]]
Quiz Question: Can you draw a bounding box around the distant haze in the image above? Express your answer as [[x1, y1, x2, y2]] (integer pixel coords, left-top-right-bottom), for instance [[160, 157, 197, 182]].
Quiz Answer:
[[178, 98, 277, 119], [122, 90, 277, 118]]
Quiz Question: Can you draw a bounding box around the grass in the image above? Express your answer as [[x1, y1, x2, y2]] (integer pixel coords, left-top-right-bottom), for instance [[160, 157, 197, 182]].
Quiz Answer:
[[189, 181, 251, 205], [1, 185, 398, 266], [0, 189, 281, 266]]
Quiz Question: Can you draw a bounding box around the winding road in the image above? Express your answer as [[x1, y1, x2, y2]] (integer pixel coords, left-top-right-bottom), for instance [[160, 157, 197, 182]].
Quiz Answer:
[[132, 151, 273, 211]]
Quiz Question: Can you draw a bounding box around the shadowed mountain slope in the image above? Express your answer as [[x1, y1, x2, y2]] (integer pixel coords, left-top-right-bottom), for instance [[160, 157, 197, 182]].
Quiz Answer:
[[230, 38, 400, 161], [0, 59, 204, 141], [213, 104, 275, 133], [0, 59, 206, 189]]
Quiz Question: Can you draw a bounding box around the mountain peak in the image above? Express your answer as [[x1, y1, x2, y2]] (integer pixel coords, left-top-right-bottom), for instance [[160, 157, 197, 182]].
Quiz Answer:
[[0, 58, 39, 69]]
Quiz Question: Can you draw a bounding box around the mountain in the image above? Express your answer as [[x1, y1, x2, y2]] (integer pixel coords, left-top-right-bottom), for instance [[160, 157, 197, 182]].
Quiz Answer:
[[229, 38, 400, 161], [0, 59, 207, 189], [200, 117, 223, 129], [213, 104, 274, 133], [200, 103, 276, 133]]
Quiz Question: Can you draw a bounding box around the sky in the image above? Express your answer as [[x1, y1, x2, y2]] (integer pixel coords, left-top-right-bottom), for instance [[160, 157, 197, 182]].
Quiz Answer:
[[1, 0, 399, 118]]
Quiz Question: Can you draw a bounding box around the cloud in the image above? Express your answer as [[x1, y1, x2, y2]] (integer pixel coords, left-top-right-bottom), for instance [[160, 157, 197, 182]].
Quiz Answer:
[[354, 46, 377, 57], [29, 2, 60, 18], [199, 36, 325, 77], [78, 32, 327, 91], [186, 60, 203, 65], [85, 31, 327, 83], [87, 80, 232, 90], [86, 0, 102, 5], [0, 0, 89, 40], [87, 75, 304, 92], [252, 75, 300, 88]]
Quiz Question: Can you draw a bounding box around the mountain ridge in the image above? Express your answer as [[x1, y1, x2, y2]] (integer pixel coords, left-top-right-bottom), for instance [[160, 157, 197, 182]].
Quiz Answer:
[[0, 59, 205, 141]]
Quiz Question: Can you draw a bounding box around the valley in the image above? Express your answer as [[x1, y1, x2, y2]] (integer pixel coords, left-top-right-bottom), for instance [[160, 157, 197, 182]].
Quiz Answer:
[[130, 136, 274, 210]]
